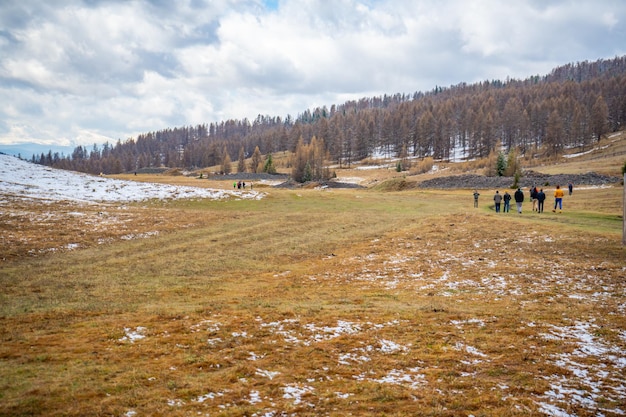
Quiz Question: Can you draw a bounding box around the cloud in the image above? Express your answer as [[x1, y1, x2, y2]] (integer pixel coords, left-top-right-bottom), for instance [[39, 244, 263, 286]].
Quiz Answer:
[[0, 0, 625, 148]]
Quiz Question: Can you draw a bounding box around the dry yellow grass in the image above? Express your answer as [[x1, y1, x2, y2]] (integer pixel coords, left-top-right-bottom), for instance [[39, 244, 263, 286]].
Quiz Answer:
[[1, 137, 625, 416], [527, 131, 626, 177]]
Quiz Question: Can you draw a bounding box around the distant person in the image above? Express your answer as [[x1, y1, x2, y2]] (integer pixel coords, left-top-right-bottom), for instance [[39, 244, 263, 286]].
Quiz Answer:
[[514, 187, 524, 214], [530, 185, 538, 212], [568, 182, 573, 196], [473, 190, 480, 208], [503, 191, 511, 213], [493, 190, 502, 213], [537, 188, 546, 213], [553, 185, 564, 212]]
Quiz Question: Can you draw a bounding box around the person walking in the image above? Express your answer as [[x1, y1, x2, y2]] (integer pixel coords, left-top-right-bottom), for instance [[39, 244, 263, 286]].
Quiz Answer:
[[493, 190, 502, 213], [553, 185, 564, 212], [473, 190, 480, 208], [537, 188, 546, 213], [514, 187, 524, 214], [503, 191, 511, 213], [568, 182, 573, 196], [530, 185, 538, 212]]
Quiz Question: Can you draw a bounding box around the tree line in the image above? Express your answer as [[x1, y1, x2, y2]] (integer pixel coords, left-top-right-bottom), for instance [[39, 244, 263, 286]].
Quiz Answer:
[[35, 56, 626, 182]]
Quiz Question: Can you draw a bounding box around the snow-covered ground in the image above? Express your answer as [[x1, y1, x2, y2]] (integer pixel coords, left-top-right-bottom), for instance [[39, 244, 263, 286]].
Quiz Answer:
[[0, 153, 262, 204], [107, 227, 626, 417], [2, 151, 624, 416]]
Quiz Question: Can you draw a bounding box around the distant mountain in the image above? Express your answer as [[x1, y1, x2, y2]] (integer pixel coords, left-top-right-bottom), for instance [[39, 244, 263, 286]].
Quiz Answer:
[[0, 143, 74, 160]]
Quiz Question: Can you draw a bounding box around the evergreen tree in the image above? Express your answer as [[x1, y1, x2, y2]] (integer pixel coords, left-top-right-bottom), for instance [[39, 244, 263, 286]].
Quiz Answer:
[[263, 153, 276, 174], [303, 161, 312, 182], [496, 152, 507, 176]]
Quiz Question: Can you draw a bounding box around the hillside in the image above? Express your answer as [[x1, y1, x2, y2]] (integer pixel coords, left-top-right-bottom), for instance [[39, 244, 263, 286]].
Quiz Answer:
[[0, 133, 624, 416], [3, 131, 623, 258], [0, 153, 263, 203], [0, 153, 262, 259], [32, 56, 626, 179]]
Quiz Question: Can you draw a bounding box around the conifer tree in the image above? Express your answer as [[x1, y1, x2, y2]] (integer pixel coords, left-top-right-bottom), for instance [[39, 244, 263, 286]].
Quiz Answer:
[[291, 136, 333, 183], [591, 95, 609, 142], [263, 153, 276, 174], [504, 148, 520, 177], [399, 143, 410, 171], [250, 146, 262, 173], [496, 152, 507, 176], [221, 147, 232, 174], [546, 110, 564, 156], [303, 161, 313, 182], [237, 146, 246, 173], [292, 138, 308, 182]]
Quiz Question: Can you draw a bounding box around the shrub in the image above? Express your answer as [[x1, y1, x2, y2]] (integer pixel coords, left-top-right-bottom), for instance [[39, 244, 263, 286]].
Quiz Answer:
[[413, 157, 434, 174]]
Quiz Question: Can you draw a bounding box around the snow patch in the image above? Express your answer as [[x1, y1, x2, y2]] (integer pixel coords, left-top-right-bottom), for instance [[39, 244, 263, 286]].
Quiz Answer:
[[0, 154, 263, 203]]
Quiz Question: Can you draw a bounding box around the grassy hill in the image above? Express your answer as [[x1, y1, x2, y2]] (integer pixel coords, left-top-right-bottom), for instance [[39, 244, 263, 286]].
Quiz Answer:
[[1, 133, 624, 416]]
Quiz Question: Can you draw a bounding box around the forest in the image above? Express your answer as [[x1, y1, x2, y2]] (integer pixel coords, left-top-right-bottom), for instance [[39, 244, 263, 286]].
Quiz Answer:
[[34, 55, 626, 181]]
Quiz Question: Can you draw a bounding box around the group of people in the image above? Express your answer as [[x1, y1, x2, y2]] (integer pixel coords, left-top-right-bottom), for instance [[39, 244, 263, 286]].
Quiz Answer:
[[473, 183, 572, 214]]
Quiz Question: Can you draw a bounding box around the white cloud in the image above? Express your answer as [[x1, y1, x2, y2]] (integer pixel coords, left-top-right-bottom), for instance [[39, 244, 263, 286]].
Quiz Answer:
[[0, 0, 625, 149]]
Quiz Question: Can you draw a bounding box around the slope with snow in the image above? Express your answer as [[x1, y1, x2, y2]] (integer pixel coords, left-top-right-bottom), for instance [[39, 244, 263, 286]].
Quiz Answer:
[[0, 153, 262, 203]]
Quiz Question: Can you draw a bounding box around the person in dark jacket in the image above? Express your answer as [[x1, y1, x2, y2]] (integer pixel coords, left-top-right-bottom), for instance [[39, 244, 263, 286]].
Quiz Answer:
[[530, 186, 538, 212], [537, 188, 546, 213], [514, 187, 524, 214], [503, 191, 511, 213]]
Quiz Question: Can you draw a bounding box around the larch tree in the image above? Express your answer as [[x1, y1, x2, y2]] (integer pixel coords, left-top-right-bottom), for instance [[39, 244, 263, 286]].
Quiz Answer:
[[504, 148, 520, 177], [249, 146, 262, 173], [237, 146, 246, 173], [591, 95, 609, 142], [291, 136, 331, 183], [291, 138, 308, 182], [546, 110, 565, 156], [221, 147, 232, 174]]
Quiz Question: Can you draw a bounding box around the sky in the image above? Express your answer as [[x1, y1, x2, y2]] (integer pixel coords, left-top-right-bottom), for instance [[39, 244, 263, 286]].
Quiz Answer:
[[1, 0, 625, 153]]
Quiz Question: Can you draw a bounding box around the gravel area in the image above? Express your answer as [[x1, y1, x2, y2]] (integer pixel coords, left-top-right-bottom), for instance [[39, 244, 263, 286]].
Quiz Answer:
[[418, 170, 621, 189]]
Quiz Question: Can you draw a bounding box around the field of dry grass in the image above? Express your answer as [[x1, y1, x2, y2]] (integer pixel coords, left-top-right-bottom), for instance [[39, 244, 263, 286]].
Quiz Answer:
[[1, 137, 625, 416]]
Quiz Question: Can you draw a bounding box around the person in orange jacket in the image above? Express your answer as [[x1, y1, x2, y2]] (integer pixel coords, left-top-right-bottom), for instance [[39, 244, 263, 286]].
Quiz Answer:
[[553, 185, 564, 212]]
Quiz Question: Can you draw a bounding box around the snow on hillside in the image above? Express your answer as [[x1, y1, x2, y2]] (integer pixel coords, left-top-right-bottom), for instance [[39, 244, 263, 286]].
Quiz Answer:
[[0, 153, 262, 203]]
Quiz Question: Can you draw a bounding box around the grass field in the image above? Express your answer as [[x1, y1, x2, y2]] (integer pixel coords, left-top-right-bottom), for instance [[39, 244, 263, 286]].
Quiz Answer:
[[1, 140, 625, 416]]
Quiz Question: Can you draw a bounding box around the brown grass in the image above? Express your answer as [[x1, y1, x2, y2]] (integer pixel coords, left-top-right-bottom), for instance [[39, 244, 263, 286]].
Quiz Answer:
[[1, 134, 625, 416]]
